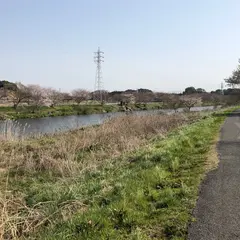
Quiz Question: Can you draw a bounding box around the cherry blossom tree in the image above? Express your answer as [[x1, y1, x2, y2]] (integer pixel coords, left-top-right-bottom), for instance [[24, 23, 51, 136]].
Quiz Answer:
[[27, 84, 46, 112], [180, 95, 202, 111], [46, 88, 63, 107], [8, 82, 31, 109], [71, 89, 90, 104]]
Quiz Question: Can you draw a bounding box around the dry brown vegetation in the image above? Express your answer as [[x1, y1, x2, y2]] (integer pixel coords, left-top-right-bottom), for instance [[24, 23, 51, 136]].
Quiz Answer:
[[204, 133, 221, 172], [0, 113, 200, 176], [0, 113, 202, 239]]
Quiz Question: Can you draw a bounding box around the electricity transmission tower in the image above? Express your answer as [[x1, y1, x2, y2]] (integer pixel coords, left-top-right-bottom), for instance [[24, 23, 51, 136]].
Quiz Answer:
[[221, 82, 224, 95], [94, 47, 104, 103]]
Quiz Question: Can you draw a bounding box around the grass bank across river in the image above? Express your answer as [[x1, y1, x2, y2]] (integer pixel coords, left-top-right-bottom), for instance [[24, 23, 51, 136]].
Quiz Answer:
[[0, 103, 162, 120], [0, 108, 234, 239]]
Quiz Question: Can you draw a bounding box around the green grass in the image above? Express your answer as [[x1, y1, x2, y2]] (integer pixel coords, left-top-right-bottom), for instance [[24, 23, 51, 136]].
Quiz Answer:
[[0, 103, 164, 120], [0, 104, 120, 119], [6, 112, 227, 239]]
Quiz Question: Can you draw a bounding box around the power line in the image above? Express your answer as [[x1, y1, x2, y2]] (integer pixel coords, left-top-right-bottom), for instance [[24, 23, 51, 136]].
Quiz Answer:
[[93, 47, 104, 102]]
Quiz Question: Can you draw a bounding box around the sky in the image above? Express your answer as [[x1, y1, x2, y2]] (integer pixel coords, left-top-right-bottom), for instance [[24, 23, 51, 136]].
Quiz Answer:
[[0, 0, 240, 93]]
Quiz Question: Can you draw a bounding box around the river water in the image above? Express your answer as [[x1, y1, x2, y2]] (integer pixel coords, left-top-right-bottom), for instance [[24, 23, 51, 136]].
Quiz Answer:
[[0, 106, 216, 138]]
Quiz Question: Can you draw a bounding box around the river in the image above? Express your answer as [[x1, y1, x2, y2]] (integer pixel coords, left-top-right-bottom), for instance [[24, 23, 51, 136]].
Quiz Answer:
[[0, 106, 216, 138]]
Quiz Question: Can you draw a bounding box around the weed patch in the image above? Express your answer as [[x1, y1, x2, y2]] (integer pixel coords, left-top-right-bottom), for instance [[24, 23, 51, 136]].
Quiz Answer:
[[0, 110, 229, 239]]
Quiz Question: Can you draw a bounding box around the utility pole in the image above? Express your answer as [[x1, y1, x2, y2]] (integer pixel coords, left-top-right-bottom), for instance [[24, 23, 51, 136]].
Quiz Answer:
[[94, 47, 104, 103]]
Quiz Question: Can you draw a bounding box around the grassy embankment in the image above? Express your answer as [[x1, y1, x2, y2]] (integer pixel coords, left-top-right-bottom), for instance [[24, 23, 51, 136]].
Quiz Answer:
[[0, 103, 162, 120], [0, 108, 233, 239]]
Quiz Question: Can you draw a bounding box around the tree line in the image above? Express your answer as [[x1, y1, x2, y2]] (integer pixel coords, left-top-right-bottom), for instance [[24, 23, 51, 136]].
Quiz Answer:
[[1, 63, 240, 112]]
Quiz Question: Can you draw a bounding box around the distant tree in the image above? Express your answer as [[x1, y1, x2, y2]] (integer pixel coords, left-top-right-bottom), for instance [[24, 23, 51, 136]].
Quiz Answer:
[[92, 90, 109, 102], [223, 88, 240, 95], [135, 92, 154, 103], [154, 92, 167, 102], [91, 90, 108, 103], [8, 82, 31, 109], [124, 89, 137, 94], [180, 95, 202, 111], [137, 88, 153, 93], [0, 80, 17, 91], [46, 88, 62, 107], [211, 89, 222, 95], [200, 92, 213, 105], [162, 94, 182, 112], [224, 94, 240, 106], [28, 85, 46, 112], [72, 89, 90, 104], [196, 88, 206, 93], [109, 91, 124, 95], [183, 87, 197, 95], [61, 92, 73, 102], [102, 90, 109, 102], [121, 94, 135, 105], [210, 94, 224, 108], [108, 91, 124, 103]]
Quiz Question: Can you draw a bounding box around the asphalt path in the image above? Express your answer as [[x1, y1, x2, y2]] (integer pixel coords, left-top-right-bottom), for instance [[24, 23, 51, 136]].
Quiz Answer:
[[188, 110, 240, 240]]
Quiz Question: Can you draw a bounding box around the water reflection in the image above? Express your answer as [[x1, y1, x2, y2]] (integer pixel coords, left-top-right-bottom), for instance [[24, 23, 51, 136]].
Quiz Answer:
[[0, 106, 215, 138]]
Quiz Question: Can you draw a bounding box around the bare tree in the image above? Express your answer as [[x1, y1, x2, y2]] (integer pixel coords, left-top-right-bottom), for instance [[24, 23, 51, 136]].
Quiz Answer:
[[134, 92, 154, 103], [208, 94, 224, 108], [162, 94, 182, 112], [108, 91, 124, 103], [71, 89, 90, 104], [46, 88, 62, 107], [224, 94, 240, 106], [121, 94, 135, 105], [101, 90, 109, 103], [28, 85, 46, 112], [8, 82, 31, 109], [180, 95, 202, 111], [154, 92, 167, 102], [59, 92, 72, 103]]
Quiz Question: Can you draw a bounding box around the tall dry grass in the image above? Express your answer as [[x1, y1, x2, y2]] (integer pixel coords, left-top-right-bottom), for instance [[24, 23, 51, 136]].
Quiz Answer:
[[0, 113, 201, 239], [0, 113, 200, 176], [0, 120, 29, 141]]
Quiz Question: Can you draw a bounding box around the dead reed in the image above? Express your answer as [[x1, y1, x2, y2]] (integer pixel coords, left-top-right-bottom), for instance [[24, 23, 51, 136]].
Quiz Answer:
[[0, 113, 199, 176], [0, 113, 201, 239]]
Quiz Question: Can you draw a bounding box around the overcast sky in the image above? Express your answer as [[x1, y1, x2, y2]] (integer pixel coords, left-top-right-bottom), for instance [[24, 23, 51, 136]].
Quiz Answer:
[[0, 0, 240, 92]]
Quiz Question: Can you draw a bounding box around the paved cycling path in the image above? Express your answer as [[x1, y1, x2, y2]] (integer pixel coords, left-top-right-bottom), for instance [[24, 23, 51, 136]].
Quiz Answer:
[[188, 110, 240, 240]]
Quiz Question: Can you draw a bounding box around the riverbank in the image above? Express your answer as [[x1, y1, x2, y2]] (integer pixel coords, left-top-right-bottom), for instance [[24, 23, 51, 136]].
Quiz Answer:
[[0, 109, 234, 239], [0, 103, 163, 120]]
